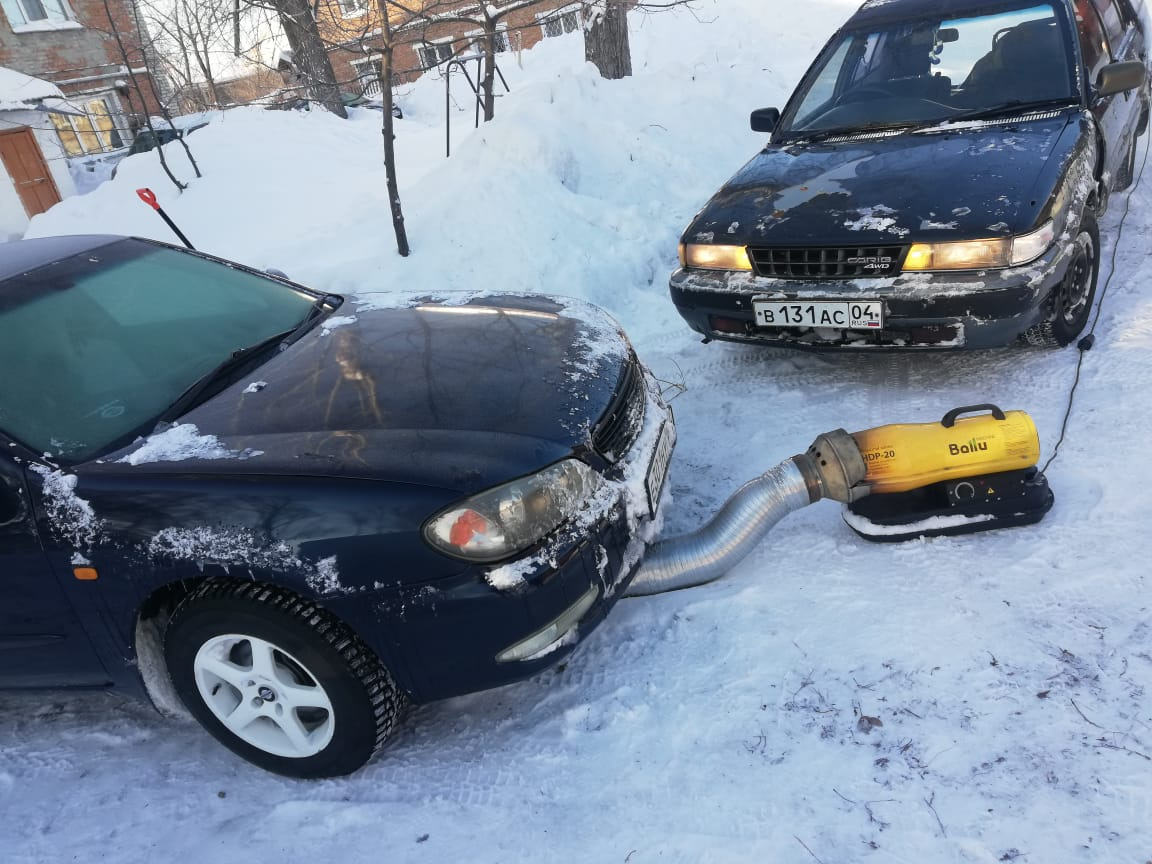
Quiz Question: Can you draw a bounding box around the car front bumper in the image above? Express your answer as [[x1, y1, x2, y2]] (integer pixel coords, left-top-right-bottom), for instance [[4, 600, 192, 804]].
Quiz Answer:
[[669, 239, 1073, 350], [336, 372, 675, 704]]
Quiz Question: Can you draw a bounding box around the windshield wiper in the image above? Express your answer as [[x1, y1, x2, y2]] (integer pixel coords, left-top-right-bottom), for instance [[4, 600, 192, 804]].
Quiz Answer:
[[157, 328, 296, 424], [281, 293, 341, 349], [916, 97, 1079, 130], [156, 294, 340, 424]]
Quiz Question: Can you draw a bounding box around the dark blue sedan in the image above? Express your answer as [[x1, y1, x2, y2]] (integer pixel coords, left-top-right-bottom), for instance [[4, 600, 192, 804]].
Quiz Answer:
[[671, 0, 1149, 349], [0, 235, 675, 777]]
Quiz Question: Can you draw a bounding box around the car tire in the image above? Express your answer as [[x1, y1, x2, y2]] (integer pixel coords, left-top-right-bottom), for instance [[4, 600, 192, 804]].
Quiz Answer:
[[164, 580, 404, 778], [1023, 213, 1099, 348]]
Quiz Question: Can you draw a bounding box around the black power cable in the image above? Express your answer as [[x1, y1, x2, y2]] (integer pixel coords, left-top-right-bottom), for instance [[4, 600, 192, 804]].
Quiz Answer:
[[1039, 122, 1150, 475]]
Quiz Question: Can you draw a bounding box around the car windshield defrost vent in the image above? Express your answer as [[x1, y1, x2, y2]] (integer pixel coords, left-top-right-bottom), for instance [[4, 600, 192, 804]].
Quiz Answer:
[[592, 357, 646, 463], [749, 246, 906, 279]]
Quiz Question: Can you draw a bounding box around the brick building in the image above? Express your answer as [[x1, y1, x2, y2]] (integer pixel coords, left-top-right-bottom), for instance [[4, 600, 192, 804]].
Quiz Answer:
[[319, 0, 585, 98], [0, 0, 165, 162]]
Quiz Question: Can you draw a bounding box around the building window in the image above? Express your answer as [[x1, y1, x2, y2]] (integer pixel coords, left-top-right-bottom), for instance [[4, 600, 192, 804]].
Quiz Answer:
[[417, 40, 455, 69], [1, 0, 75, 27], [540, 8, 580, 39], [352, 58, 384, 96], [336, 0, 367, 17], [49, 96, 126, 158], [468, 28, 512, 54]]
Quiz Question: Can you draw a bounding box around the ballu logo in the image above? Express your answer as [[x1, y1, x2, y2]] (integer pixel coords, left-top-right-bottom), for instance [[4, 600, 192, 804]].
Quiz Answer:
[[949, 438, 989, 456]]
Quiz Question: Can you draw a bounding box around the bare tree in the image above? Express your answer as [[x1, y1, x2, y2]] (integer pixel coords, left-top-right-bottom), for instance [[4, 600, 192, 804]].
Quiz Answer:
[[242, 0, 348, 116], [372, 1, 410, 255], [99, 0, 202, 191], [385, 0, 557, 122], [139, 0, 233, 108]]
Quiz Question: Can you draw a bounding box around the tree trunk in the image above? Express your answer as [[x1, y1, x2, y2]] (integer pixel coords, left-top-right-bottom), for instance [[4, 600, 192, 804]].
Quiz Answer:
[[272, 0, 347, 118], [481, 24, 497, 122], [584, 0, 632, 80], [379, 43, 410, 257]]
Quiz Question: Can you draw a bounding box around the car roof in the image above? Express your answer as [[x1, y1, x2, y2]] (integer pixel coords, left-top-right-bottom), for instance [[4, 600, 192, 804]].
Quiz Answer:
[[847, 0, 1064, 28], [0, 235, 127, 282]]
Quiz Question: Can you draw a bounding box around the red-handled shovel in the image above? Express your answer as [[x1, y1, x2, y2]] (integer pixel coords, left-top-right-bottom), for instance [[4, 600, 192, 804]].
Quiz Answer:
[[136, 188, 195, 250]]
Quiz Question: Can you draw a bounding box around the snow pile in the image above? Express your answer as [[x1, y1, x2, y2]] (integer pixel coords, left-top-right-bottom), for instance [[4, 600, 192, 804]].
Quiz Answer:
[[0, 65, 64, 111]]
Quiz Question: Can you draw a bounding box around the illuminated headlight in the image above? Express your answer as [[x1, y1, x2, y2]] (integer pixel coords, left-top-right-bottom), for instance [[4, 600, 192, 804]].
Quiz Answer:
[[680, 243, 753, 271], [903, 221, 1055, 271], [424, 460, 603, 562]]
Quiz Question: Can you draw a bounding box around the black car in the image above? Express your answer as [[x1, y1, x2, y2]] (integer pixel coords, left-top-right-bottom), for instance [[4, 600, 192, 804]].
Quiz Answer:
[[670, 0, 1150, 349], [0, 235, 675, 777]]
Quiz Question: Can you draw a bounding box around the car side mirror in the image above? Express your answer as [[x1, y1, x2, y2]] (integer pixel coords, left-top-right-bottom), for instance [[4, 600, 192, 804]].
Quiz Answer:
[[750, 107, 780, 134], [265, 268, 290, 280], [1096, 60, 1147, 98]]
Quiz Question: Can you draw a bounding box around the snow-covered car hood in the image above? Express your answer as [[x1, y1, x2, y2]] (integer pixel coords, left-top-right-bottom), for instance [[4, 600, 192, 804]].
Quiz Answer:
[[683, 114, 1078, 246], [92, 296, 633, 494]]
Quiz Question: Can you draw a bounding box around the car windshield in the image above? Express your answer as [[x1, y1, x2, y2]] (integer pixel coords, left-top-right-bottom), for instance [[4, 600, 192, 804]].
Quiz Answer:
[[782, 3, 1075, 136], [0, 240, 317, 462]]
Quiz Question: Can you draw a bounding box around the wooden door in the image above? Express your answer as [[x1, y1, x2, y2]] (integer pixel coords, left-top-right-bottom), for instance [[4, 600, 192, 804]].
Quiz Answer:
[[0, 127, 62, 218]]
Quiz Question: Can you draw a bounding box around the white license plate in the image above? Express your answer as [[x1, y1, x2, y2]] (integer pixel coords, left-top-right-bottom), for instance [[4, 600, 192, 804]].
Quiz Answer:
[[645, 420, 675, 516], [752, 300, 884, 330]]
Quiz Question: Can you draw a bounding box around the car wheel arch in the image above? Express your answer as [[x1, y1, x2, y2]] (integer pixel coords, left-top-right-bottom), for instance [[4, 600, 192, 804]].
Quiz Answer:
[[131, 572, 408, 720]]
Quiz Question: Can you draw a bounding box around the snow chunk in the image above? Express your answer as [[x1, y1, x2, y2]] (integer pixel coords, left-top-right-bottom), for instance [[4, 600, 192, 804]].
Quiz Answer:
[[320, 315, 358, 333], [485, 557, 540, 592], [841, 507, 995, 536], [306, 556, 344, 594], [29, 464, 104, 548], [844, 206, 909, 237], [147, 527, 353, 595], [119, 424, 263, 465]]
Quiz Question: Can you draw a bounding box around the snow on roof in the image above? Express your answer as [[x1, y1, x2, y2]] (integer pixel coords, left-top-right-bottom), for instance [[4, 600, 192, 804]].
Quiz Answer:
[[0, 66, 65, 112]]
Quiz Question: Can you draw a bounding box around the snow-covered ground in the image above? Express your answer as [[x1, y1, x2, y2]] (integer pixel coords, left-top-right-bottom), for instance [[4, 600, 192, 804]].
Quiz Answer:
[[6, 1, 1152, 861]]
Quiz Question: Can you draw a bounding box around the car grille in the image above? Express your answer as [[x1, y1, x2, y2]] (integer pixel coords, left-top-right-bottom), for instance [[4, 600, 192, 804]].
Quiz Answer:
[[748, 245, 905, 279], [592, 357, 646, 463]]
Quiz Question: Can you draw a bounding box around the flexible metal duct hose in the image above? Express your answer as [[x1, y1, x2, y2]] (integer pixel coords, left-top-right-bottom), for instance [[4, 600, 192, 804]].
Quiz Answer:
[[625, 460, 814, 596], [625, 429, 867, 597]]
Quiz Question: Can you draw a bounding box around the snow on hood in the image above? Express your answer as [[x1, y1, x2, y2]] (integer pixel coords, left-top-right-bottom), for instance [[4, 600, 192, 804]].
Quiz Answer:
[[116, 423, 264, 465]]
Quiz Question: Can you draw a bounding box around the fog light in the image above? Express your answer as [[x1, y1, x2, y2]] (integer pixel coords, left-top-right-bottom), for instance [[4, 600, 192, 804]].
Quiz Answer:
[[709, 316, 750, 334], [496, 583, 599, 663]]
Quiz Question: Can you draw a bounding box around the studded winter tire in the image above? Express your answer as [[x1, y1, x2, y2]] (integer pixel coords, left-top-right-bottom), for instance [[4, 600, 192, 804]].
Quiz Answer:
[[1023, 213, 1099, 348], [165, 580, 404, 778]]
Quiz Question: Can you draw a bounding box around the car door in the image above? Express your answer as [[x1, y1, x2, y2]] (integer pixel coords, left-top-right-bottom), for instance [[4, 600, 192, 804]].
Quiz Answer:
[[1075, 0, 1145, 182], [0, 449, 109, 687]]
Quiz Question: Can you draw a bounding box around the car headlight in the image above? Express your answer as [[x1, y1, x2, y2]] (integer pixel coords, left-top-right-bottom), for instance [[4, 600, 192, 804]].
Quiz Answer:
[[903, 221, 1054, 271], [680, 243, 753, 271], [424, 460, 604, 563]]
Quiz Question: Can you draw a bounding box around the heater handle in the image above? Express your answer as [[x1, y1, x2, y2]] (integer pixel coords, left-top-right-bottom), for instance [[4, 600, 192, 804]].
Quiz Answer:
[[941, 404, 1006, 428]]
